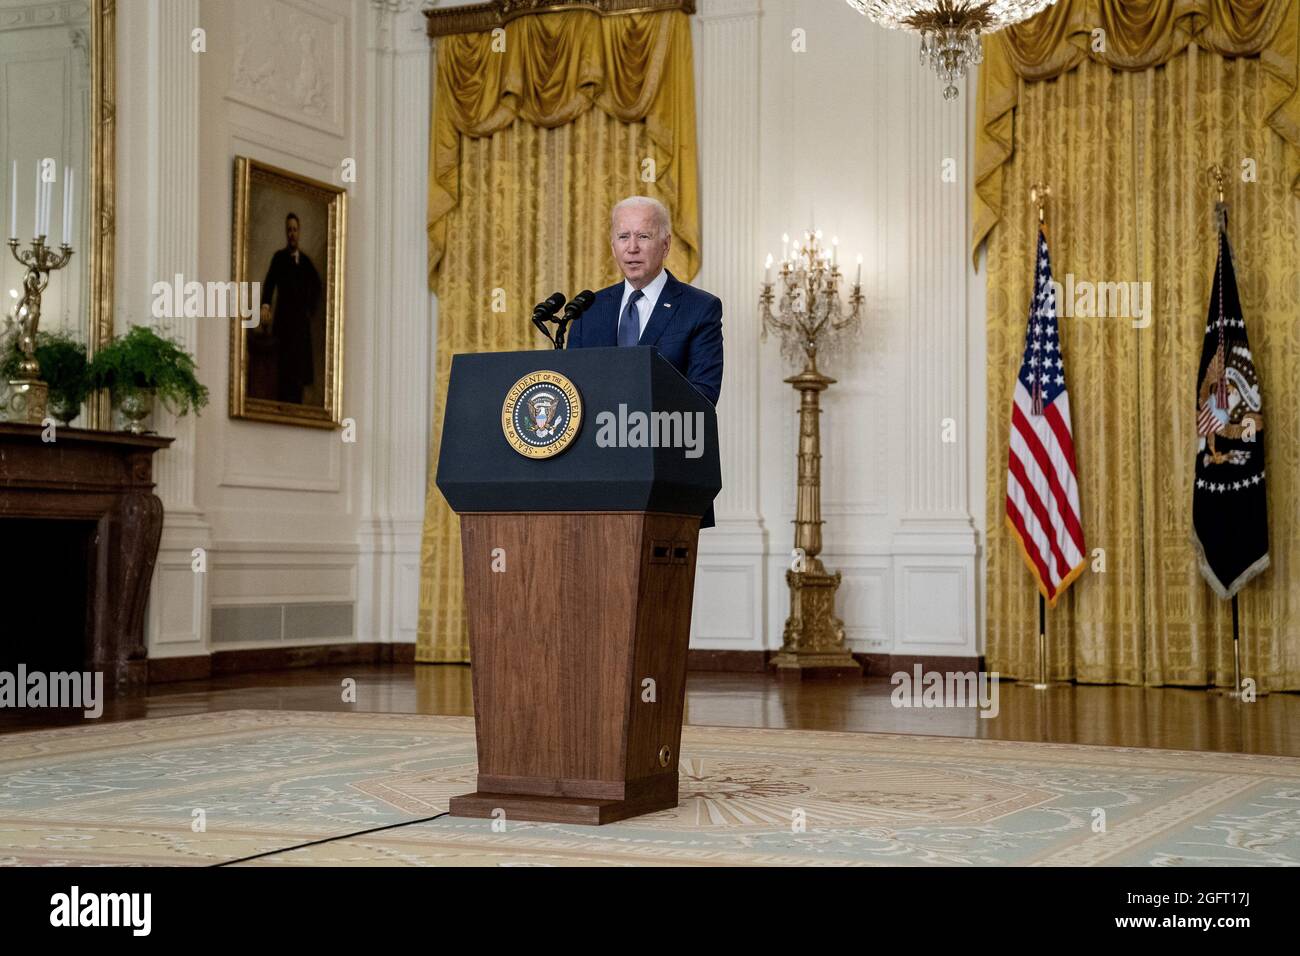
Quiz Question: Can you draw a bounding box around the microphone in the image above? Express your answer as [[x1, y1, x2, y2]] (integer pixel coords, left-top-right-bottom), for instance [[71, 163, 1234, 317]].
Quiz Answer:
[[531, 292, 566, 344], [532, 292, 566, 321], [555, 289, 595, 350], [562, 289, 595, 320]]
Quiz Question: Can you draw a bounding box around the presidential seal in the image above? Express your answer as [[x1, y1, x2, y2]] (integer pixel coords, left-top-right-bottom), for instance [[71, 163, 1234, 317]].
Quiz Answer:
[[501, 370, 582, 458]]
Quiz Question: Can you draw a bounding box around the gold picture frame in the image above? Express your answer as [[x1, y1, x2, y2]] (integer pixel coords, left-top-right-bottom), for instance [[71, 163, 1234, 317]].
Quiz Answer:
[[229, 157, 345, 428], [87, 0, 115, 429]]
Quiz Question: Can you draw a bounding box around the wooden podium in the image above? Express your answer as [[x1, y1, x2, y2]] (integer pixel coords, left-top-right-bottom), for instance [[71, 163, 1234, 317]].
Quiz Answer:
[[436, 347, 720, 825]]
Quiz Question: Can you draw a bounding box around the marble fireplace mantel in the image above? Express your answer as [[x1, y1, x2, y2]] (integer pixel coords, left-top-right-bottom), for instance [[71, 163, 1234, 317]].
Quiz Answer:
[[0, 423, 173, 693]]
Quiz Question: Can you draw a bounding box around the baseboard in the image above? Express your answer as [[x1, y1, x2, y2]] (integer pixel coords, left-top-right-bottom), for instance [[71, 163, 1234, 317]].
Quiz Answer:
[[147, 655, 212, 683], [147, 642, 416, 683], [147, 646, 979, 681], [687, 649, 774, 672], [686, 650, 984, 676], [860, 653, 986, 678]]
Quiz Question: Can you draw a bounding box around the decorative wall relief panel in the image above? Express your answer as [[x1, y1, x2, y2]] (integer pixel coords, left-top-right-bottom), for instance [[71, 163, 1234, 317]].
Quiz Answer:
[[227, 0, 345, 137]]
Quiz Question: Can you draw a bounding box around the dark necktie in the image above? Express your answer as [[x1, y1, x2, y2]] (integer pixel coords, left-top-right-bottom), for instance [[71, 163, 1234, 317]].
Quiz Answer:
[[617, 289, 644, 346]]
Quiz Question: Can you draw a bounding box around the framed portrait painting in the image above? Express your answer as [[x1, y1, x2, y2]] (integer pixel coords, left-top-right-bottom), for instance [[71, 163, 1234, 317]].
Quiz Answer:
[[230, 157, 345, 428]]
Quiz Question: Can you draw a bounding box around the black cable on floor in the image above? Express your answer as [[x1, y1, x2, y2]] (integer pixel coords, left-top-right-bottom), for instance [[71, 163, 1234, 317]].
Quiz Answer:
[[212, 811, 451, 867]]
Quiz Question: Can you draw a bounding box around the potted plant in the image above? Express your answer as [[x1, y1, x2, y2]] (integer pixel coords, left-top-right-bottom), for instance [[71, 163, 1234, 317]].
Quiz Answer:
[[89, 325, 209, 433], [1, 328, 91, 425]]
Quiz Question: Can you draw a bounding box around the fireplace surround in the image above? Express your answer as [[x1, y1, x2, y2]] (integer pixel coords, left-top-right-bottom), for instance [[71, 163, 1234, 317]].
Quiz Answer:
[[0, 423, 172, 692]]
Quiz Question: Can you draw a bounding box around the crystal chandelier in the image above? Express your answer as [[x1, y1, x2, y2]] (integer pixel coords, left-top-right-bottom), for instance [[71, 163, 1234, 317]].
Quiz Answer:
[[846, 0, 1058, 100]]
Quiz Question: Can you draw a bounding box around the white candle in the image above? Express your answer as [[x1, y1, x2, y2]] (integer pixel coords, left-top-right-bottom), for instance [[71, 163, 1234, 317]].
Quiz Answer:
[[855, 254, 863, 286], [43, 175, 52, 237], [61, 167, 72, 245], [831, 236, 838, 267], [9, 161, 15, 239], [32, 161, 40, 237], [781, 232, 789, 261], [764, 253, 773, 283]]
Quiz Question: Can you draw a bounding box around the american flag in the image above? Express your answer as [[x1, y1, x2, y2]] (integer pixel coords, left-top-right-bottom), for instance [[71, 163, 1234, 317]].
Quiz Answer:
[[1006, 229, 1086, 607]]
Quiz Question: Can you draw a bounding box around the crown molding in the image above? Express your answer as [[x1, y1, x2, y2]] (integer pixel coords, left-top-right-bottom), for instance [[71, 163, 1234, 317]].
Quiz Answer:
[[425, 0, 695, 38]]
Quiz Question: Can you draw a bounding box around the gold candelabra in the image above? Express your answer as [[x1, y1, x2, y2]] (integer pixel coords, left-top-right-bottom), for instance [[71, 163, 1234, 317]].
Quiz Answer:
[[6, 236, 74, 423], [760, 229, 864, 677]]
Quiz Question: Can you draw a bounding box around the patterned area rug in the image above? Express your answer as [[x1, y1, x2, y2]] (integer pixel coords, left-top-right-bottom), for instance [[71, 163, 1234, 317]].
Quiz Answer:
[[2, 710, 1298, 866]]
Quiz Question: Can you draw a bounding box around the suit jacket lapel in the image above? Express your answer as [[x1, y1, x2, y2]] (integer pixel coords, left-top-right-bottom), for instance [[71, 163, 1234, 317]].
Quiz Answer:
[[638, 270, 683, 348], [584, 288, 621, 346]]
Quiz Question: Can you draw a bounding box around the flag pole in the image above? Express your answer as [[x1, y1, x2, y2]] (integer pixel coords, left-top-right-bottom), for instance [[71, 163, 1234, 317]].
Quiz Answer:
[[1222, 162, 1243, 701], [1211, 593, 1245, 699], [1230, 595, 1242, 699], [1027, 182, 1065, 691], [1030, 184, 1049, 691], [1032, 594, 1048, 690], [1203, 165, 1248, 703]]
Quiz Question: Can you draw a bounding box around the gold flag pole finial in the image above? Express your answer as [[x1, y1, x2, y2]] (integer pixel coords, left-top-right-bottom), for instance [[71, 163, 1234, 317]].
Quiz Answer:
[[1207, 164, 1225, 204], [1030, 182, 1050, 225], [1208, 164, 1227, 229]]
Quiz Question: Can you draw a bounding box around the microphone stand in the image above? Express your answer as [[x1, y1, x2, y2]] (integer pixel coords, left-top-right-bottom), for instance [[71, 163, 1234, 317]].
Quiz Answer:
[[532, 314, 556, 346], [554, 315, 573, 349]]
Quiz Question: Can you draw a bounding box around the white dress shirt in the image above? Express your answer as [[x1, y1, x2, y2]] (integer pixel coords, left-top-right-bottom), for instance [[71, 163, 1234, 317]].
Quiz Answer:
[[618, 268, 669, 341]]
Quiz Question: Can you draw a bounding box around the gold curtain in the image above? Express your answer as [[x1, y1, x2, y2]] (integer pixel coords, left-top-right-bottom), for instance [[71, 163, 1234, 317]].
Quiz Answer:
[[973, 0, 1300, 266], [428, 8, 700, 284], [418, 9, 700, 663], [983, 50, 1300, 689]]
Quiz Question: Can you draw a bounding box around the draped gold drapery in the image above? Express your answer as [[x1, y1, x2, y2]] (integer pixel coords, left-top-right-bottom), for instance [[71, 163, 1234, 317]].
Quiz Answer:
[[428, 8, 700, 284], [974, 0, 1300, 265], [979, 5, 1300, 690], [418, 9, 700, 663]]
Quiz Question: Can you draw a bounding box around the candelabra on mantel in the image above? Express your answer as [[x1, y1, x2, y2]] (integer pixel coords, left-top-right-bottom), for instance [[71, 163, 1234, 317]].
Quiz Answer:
[[760, 229, 865, 678], [5, 162, 76, 424], [6, 236, 74, 423]]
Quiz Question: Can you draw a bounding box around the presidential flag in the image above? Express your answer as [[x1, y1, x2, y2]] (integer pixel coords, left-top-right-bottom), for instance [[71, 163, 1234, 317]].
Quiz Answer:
[[1006, 228, 1086, 607], [1192, 213, 1268, 598]]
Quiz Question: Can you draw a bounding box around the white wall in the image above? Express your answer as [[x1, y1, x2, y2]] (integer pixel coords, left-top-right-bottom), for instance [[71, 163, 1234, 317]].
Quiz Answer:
[[690, 0, 986, 659], [118, 0, 430, 659]]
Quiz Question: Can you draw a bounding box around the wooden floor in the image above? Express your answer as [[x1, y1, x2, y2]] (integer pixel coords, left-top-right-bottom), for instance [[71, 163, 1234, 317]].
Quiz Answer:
[[2, 664, 1297, 757]]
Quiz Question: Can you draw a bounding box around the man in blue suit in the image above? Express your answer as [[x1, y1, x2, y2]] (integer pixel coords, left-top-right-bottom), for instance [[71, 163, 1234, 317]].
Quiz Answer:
[[567, 195, 723, 527]]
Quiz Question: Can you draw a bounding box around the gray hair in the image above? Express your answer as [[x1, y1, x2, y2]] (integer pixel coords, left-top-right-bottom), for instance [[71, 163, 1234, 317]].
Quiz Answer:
[[610, 196, 671, 238]]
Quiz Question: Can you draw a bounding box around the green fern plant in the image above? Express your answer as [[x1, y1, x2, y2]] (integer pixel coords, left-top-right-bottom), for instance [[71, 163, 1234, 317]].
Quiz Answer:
[[89, 325, 209, 417], [1, 328, 91, 411]]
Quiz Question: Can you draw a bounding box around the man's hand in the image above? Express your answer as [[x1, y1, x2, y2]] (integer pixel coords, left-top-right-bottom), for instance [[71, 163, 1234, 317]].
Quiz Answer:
[[259, 303, 272, 335]]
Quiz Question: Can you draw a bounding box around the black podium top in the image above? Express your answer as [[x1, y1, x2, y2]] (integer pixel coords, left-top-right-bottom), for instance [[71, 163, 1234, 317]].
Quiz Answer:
[[436, 347, 721, 517]]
